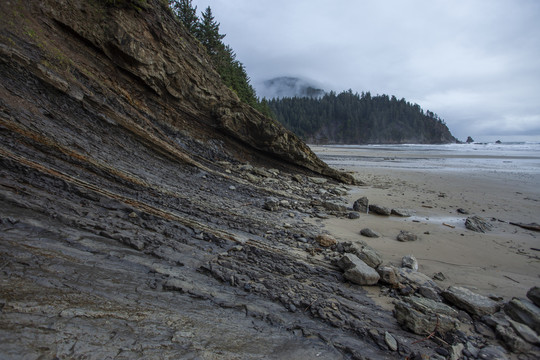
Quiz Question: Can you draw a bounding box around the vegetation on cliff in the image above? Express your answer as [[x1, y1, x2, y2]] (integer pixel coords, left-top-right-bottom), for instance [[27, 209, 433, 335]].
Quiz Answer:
[[169, 0, 273, 116], [268, 90, 457, 144]]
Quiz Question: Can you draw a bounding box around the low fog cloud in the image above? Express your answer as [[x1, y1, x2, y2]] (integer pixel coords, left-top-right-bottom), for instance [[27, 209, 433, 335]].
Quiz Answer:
[[193, 0, 540, 142]]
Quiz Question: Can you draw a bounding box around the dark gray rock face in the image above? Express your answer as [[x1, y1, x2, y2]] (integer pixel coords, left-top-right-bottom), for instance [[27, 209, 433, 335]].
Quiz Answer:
[[465, 216, 493, 233], [391, 208, 412, 217], [369, 204, 391, 216], [360, 228, 380, 238], [527, 286, 540, 307], [442, 286, 499, 317], [352, 196, 369, 213], [394, 297, 459, 335], [504, 298, 540, 334], [337, 254, 380, 285], [397, 231, 418, 242]]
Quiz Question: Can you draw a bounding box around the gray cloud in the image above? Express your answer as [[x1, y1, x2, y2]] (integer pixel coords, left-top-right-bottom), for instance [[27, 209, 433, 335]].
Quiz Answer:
[[192, 0, 540, 142]]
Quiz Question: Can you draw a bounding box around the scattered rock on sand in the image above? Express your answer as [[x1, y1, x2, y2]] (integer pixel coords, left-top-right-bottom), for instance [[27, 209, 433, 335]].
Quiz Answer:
[[360, 228, 380, 238], [504, 298, 540, 334], [353, 196, 369, 213], [402, 255, 419, 271], [397, 268, 438, 290], [369, 204, 391, 215], [432, 272, 446, 281], [347, 244, 383, 269], [397, 230, 418, 242], [457, 208, 470, 215], [337, 253, 380, 285], [527, 286, 540, 307], [465, 215, 493, 233], [442, 286, 499, 317], [377, 265, 400, 286], [316, 234, 337, 247], [348, 211, 360, 219], [391, 208, 412, 217], [394, 297, 459, 335]]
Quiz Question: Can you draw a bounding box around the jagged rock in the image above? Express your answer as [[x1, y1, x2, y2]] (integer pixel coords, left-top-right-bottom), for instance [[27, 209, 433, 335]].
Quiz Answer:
[[504, 298, 540, 333], [417, 286, 442, 302], [348, 211, 360, 219], [465, 215, 493, 232], [263, 197, 280, 211], [495, 324, 531, 353], [338, 254, 380, 285], [404, 296, 459, 318], [397, 230, 418, 242], [482, 311, 511, 328], [315, 234, 337, 247], [477, 345, 509, 360], [368, 204, 391, 215], [432, 272, 446, 281], [402, 255, 418, 271], [397, 268, 439, 290], [344, 243, 382, 269], [394, 298, 459, 335], [360, 228, 380, 238], [377, 265, 400, 286], [508, 319, 540, 344], [384, 331, 398, 351], [442, 286, 499, 317], [352, 196, 369, 213], [391, 208, 412, 217], [527, 286, 540, 307], [322, 201, 347, 212]]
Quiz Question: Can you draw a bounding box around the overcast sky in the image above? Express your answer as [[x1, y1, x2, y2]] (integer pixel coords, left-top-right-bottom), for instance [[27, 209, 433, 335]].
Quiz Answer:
[[191, 0, 540, 142]]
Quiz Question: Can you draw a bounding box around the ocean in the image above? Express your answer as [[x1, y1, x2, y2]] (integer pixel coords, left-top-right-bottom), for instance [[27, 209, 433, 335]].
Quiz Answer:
[[312, 142, 540, 176]]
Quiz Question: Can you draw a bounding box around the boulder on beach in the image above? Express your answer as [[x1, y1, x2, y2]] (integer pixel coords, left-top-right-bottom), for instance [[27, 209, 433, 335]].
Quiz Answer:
[[316, 234, 337, 247], [465, 215, 493, 233], [360, 228, 380, 238], [368, 204, 391, 215], [397, 230, 418, 242], [527, 286, 540, 307], [442, 286, 499, 317], [391, 208, 412, 217], [337, 253, 380, 285], [402, 255, 419, 271], [504, 298, 540, 334], [394, 297, 459, 335], [352, 196, 369, 213], [377, 265, 400, 286]]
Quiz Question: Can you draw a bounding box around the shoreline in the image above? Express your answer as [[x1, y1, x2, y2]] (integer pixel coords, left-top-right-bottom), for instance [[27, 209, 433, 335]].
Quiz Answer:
[[311, 145, 540, 301]]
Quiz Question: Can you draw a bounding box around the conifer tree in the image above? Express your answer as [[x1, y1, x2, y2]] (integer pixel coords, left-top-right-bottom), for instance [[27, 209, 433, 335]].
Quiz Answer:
[[198, 6, 225, 55], [169, 0, 199, 34]]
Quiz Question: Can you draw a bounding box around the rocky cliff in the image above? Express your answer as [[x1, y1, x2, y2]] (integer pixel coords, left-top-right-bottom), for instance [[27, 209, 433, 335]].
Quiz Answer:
[[0, 1, 438, 358]]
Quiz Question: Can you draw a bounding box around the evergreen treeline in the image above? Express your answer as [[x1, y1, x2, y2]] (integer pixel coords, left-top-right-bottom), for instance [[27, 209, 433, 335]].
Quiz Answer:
[[168, 0, 272, 116], [268, 90, 457, 144]]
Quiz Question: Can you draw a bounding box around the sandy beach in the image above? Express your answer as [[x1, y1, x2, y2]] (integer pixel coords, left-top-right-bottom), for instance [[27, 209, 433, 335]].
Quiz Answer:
[[311, 144, 540, 302]]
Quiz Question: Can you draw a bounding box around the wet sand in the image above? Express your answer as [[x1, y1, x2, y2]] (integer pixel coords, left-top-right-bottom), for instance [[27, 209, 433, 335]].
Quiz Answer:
[[311, 145, 540, 301]]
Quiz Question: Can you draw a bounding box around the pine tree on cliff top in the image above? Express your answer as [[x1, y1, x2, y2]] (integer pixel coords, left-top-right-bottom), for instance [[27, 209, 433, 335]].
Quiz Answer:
[[169, 0, 199, 34], [198, 6, 225, 56]]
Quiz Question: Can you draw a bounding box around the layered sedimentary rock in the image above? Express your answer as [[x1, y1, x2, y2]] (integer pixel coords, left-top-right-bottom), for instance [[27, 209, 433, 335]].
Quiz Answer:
[[0, 1, 420, 359]]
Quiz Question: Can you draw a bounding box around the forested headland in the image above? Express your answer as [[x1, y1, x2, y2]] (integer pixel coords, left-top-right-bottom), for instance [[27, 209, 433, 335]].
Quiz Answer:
[[268, 90, 458, 144]]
